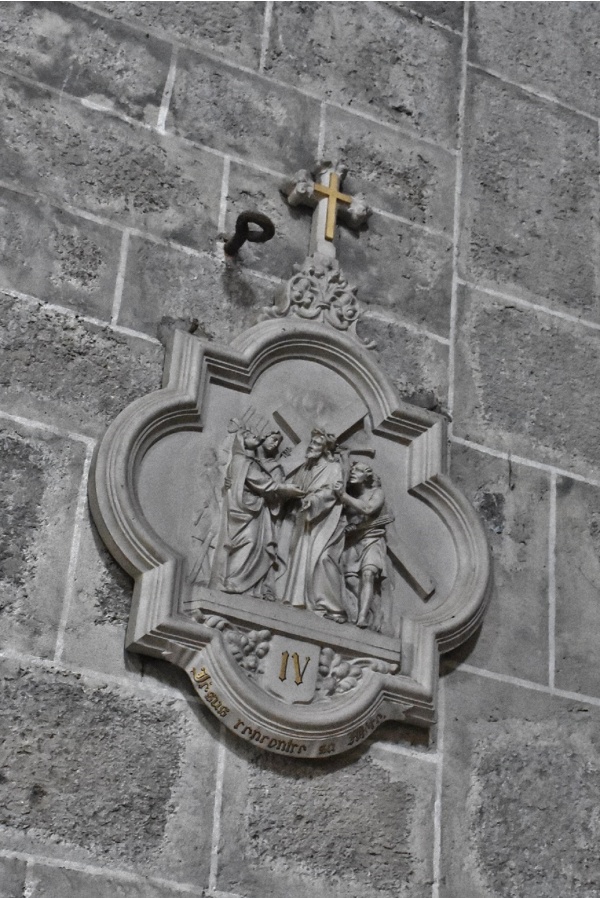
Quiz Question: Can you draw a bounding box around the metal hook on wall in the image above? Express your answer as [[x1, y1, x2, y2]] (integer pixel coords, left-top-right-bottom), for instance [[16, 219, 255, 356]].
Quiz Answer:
[[224, 211, 275, 257]]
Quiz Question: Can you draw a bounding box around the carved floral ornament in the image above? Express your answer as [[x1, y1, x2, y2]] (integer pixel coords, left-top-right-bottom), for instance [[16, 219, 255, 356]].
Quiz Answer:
[[90, 165, 491, 759]]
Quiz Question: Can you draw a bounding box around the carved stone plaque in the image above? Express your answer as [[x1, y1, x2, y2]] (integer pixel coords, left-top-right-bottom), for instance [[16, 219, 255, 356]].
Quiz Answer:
[[90, 303, 490, 757], [90, 167, 491, 758]]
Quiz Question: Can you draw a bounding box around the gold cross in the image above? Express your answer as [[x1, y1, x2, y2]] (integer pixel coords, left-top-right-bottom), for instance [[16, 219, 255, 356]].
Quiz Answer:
[[313, 172, 353, 242]]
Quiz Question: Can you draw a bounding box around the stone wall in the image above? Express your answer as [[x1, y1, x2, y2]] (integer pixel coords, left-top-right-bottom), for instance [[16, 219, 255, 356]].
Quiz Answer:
[[1, 3, 599, 896]]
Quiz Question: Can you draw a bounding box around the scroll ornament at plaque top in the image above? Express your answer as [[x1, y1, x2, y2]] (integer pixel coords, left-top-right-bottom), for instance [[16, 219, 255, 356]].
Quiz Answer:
[[89, 163, 491, 759]]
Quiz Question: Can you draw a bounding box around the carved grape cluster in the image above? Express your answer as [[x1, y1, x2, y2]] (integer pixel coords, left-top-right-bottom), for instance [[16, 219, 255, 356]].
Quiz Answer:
[[223, 627, 271, 674], [316, 647, 364, 696]]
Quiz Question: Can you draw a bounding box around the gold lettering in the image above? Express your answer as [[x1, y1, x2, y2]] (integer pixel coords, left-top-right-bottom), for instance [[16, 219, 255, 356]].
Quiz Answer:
[[279, 650, 290, 682], [292, 652, 310, 685]]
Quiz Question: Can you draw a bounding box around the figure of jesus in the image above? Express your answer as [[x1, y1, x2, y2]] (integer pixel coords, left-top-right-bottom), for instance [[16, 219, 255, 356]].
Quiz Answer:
[[280, 428, 351, 622]]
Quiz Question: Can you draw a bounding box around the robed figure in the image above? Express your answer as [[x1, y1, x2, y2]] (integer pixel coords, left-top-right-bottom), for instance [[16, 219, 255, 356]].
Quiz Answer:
[[209, 430, 292, 597], [281, 429, 353, 623]]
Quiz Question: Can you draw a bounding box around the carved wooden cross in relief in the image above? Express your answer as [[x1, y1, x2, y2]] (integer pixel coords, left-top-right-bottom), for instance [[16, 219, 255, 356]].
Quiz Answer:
[[281, 164, 372, 258]]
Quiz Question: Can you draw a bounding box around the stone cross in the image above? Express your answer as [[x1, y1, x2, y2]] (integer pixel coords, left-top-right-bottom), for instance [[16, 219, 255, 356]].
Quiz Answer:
[[281, 164, 372, 259]]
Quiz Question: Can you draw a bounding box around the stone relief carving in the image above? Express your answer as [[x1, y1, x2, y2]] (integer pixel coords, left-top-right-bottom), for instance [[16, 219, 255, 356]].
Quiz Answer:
[[89, 162, 491, 759]]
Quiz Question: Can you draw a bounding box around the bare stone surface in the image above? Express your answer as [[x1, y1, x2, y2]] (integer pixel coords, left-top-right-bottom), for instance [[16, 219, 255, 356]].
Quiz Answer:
[[453, 285, 600, 478], [225, 163, 311, 280], [27, 865, 188, 898], [449, 444, 549, 683], [398, 1, 464, 31], [117, 237, 280, 342], [460, 71, 600, 320], [0, 1, 171, 123], [0, 656, 215, 883], [0, 856, 26, 898], [322, 106, 455, 232], [219, 742, 435, 898], [0, 421, 86, 658], [357, 315, 449, 413], [0, 72, 222, 252], [0, 186, 120, 320], [555, 477, 600, 698], [98, 1, 265, 70], [470, 2, 600, 117], [266, 3, 461, 149], [337, 213, 453, 337], [169, 48, 320, 171], [442, 671, 600, 898], [0, 297, 163, 436]]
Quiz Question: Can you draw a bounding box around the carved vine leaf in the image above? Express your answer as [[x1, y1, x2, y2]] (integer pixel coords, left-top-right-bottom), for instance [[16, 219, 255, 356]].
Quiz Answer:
[[314, 646, 398, 701], [263, 255, 376, 349], [198, 614, 272, 675]]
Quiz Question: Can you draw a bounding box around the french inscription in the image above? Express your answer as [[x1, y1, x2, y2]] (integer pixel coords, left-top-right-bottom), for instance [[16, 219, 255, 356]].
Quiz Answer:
[[191, 666, 230, 718], [232, 718, 308, 755]]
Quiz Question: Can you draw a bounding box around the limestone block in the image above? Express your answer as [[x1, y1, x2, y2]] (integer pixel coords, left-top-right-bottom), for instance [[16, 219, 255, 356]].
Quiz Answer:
[[0, 855, 26, 898], [0, 186, 120, 320], [453, 285, 600, 479], [0, 420, 86, 658], [449, 444, 550, 683], [225, 163, 311, 279], [0, 656, 216, 883], [59, 508, 133, 677], [169, 48, 320, 171], [266, 3, 461, 149], [442, 671, 600, 897], [218, 740, 435, 898], [356, 315, 449, 412], [99, 1, 265, 70], [0, 73, 222, 252], [27, 865, 187, 898], [117, 237, 279, 341], [0, 297, 163, 436], [470, 2, 600, 117], [322, 106, 455, 232], [555, 477, 600, 698], [398, 1, 464, 31], [337, 213, 453, 337], [0, 1, 171, 122], [460, 70, 600, 321]]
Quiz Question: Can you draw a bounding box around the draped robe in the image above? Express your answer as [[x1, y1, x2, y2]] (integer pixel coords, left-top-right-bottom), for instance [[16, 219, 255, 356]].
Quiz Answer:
[[281, 456, 350, 620]]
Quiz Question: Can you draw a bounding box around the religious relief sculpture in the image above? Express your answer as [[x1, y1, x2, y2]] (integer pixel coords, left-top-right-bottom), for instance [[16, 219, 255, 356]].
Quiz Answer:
[[90, 161, 491, 759]]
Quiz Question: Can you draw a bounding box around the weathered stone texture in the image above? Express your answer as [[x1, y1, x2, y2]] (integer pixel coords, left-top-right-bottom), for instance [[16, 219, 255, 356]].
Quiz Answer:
[[398, 2, 464, 31], [0, 422, 85, 658], [461, 71, 600, 320], [442, 672, 600, 898], [27, 865, 187, 898], [453, 285, 600, 478], [449, 445, 549, 682], [0, 856, 27, 898], [59, 511, 133, 677], [0, 659, 179, 859], [0, 73, 222, 252], [117, 237, 279, 341], [337, 213, 453, 337], [357, 316, 449, 412], [170, 49, 320, 171], [0, 657, 215, 882], [99, 1, 265, 70], [219, 745, 435, 898], [0, 186, 120, 320], [0, 297, 163, 436], [266, 3, 461, 148], [470, 2, 600, 117], [226, 163, 311, 280], [555, 477, 600, 697], [0, 1, 171, 122], [322, 106, 455, 232]]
